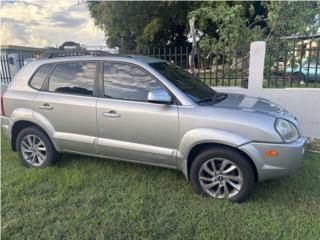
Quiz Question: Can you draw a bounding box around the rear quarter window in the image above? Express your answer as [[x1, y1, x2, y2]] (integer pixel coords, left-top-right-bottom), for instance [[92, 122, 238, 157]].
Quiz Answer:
[[29, 64, 53, 90]]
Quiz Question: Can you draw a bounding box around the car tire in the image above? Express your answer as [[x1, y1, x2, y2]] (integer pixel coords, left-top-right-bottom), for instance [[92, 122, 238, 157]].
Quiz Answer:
[[292, 72, 305, 84], [16, 127, 61, 168], [190, 147, 255, 203]]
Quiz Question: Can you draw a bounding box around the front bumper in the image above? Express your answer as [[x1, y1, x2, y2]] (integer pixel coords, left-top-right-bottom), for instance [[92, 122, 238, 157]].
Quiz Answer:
[[239, 137, 306, 181]]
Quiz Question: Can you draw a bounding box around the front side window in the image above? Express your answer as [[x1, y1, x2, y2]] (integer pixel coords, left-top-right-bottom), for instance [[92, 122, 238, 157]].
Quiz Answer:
[[149, 62, 216, 103], [30, 64, 53, 90], [103, 63, 163, 101], [48, 62, 96, 96]]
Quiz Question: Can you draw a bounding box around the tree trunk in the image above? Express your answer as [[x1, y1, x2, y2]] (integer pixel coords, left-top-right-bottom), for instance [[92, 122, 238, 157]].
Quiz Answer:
[[189, 17, 197, 77]]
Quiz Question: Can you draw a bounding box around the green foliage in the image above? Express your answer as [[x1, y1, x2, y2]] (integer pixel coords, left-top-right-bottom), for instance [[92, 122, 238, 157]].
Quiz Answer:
[[263, 1, 320, 44], [191, 1, 320, 52], [190, 2, 265, 52], [87, 1, 200, 53], [88, 1, 320, 54]]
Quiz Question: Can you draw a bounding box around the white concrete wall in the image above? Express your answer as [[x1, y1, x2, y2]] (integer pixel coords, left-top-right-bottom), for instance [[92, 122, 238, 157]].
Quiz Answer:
[[215, 41, 320, 138], [248, 41, 266, 90]]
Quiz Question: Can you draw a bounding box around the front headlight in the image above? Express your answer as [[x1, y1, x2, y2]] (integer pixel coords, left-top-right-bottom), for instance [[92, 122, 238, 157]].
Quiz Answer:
[[275, 118, 299, 143]]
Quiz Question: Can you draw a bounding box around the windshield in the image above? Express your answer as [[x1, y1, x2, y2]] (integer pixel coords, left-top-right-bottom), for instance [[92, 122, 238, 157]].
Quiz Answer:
[[149, 62, 216, 102]]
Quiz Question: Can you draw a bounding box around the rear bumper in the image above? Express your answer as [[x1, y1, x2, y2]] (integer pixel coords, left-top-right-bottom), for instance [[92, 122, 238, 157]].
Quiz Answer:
[[239, 137, 306, 181], [1, 116, 11, 139]]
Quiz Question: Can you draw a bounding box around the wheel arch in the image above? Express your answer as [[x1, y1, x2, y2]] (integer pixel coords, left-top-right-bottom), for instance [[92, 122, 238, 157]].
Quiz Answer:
[[185, 142, 258, 182], [177, 128, 253, 179], [11, 120, 59, 152]]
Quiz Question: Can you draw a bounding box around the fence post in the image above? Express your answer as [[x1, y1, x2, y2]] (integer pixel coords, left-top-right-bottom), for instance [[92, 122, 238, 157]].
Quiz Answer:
[[248, 41, 266, 89]]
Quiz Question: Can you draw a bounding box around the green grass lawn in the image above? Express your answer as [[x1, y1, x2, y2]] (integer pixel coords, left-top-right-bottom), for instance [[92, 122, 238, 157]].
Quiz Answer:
[[1, 135, 320, 240]]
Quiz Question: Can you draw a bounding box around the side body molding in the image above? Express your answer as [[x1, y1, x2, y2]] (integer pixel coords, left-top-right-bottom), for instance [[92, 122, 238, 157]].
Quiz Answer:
[[177, 128, 251, 180]]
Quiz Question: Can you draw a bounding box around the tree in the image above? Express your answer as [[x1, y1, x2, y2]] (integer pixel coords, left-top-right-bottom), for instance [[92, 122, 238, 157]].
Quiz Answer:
[[88, 1, 320, 54], [263, 1, 320, 42], [87, 1, 201, 53], [190, 1, 320, 52]]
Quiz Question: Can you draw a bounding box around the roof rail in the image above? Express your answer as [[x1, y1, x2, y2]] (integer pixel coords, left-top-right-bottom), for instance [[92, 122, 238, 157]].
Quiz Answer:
[[38, 49, 115, 59]]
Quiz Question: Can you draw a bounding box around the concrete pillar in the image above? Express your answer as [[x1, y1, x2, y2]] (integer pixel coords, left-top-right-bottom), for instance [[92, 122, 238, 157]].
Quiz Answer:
[[248, 41, 266, 90]]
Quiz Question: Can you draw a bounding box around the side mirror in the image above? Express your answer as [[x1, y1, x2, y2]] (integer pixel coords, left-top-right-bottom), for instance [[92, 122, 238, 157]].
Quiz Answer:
[[148, 89, 172, 104]]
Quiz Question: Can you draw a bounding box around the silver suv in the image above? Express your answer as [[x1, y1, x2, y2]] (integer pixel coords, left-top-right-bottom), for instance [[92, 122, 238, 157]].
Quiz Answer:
[[1, 55, 306, 202]]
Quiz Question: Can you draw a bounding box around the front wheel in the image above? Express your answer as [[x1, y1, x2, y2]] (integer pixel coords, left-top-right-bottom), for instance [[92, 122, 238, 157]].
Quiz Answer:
[[16, 127, 61, 168], [190, 147, 255, 203]]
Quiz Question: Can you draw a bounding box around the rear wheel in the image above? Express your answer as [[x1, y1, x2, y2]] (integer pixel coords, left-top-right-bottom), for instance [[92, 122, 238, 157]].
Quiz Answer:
[[16, 127, 61, 168], [190, 147, 255, 203]]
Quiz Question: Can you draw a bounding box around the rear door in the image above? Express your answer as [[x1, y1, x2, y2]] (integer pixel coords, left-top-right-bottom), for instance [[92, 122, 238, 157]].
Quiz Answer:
[[33, 61, 99, 154], [96, 62, 179, 167]]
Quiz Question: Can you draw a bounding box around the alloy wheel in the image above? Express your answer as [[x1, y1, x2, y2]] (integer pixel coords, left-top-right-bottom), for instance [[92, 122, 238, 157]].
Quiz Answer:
[[20, 134, 47, 167], [198, 158, 243, 199]]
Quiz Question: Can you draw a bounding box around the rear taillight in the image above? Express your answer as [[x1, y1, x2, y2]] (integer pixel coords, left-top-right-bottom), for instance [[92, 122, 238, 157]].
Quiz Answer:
[[0, 95, 5, 116]]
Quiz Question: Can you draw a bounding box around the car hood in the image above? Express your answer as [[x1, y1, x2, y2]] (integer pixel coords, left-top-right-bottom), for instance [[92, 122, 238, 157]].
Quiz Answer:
[[214, 93, 296, 120]]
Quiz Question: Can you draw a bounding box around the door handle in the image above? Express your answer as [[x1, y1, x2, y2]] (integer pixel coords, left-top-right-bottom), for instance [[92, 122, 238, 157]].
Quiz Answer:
[[38, 103, 53, 110], [103, 110, 121, 118]]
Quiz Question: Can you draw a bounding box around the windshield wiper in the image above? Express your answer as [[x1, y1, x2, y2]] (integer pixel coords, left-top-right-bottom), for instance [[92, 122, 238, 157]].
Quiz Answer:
[[197, 97, 214, 104], [197, 93, 227, 105]]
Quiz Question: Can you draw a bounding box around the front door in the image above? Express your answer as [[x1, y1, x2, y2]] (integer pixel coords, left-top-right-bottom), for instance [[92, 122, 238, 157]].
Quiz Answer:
[[97, 62, 179, 167]]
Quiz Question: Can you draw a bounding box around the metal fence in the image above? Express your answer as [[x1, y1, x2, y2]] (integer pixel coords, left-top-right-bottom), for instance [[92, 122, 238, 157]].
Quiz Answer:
[[264, 38, 320, 88], [0, 50, 114, 85], [0, 55, 11, 85], [1, 53, 38, 85], [1, 47, 250, 87], [2, 40, 320, 88], [134, 46, 250, 88]]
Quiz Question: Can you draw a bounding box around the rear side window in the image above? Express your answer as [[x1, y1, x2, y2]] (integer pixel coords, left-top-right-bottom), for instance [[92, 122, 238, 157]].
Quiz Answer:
[[29, 64, 53, 90], [48, 62, 96, 96]]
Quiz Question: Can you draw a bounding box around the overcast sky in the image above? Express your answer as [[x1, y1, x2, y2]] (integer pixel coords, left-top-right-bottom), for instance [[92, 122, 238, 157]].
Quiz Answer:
[[1, 0, 106, 48]]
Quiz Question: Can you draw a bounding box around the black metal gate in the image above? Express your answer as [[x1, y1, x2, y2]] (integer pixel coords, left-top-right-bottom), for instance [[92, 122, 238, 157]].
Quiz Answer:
[[265, 37, 320, 88], [134, 46, 250, 88]]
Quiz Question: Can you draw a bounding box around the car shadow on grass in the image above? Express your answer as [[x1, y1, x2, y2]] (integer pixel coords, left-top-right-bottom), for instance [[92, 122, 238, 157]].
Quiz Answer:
[[56, 152, 183, 180]]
